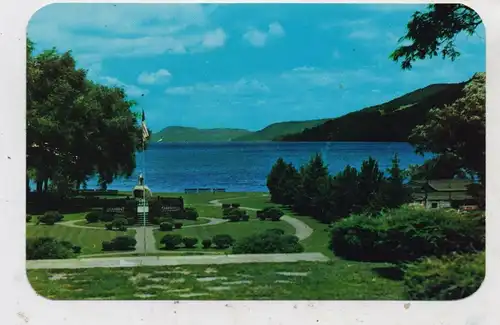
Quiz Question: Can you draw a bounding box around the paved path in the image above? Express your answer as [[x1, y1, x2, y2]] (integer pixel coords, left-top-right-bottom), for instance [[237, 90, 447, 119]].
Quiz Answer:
[[26, 252, 329, 270], [208, 199, 313, 241]]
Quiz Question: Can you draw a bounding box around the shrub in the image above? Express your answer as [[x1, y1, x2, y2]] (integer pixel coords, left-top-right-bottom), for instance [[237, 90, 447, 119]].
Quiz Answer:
[[184, 208, 199, 220], [231, 203, 241, 208], [182, 237, 199, 248], [99, 213, 114, 222], [257, 211, 266, 220], [38, 211, 63, 225], [228, 213, 241, 222], [161, 234, 183, 250], [26, 237, 74, 260], [105, 223, 113, 230], [221, 203, 231, 209], [404, 252, 485, 300], [110, 236, 137, 251], [174, 222, 183, 229], [85, 211, 101, 223], [102, 241, 114, 251], [117, 226, 127, 232], [159, 222, 173, 231], [330, 207, 485, 263], [202, 239, 212, 249], [263, 207, 284, 221], [159, 217, 173, 225], [212, 234, 234, 249], [26, 214, 32, 223], [265, 228, 285, 236], [112, 217, 127, 229], [241, 214, 250, 221], [72, 245, 82, 254], [232, 232, 303, 254], [126, 217, 136, 226]]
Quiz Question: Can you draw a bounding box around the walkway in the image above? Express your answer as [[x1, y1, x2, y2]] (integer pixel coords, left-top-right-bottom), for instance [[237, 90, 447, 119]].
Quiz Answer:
[[208, 199, 313, 241], [26, 252, 329, 270]]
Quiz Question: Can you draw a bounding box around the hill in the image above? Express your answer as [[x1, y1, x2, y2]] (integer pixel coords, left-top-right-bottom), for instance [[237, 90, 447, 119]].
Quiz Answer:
[[277, 80, 469, 142], [150, 126, 251, 142], [231, 119, 330, 142]]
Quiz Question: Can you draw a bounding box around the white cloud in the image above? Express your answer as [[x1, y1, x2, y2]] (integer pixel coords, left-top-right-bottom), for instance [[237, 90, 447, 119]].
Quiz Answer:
[[137, 69, 172, 85], [348, 30, 379, 40], [165, 78, 269, 96], [165, 86, 194, 95], [202, 28, 227, 48], [243, 22, 285, 47], [101, 76, 149, 97], [27, 4, 225, 67], [268, 22, 285, 37]]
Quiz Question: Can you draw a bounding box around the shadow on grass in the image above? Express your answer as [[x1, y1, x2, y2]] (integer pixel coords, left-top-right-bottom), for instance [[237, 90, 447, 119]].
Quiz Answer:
[[371, 266, 405, 281]]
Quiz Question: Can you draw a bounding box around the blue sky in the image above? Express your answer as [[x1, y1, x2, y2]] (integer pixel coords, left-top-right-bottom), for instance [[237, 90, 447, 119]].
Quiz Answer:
[[27, 3, 485, 132]]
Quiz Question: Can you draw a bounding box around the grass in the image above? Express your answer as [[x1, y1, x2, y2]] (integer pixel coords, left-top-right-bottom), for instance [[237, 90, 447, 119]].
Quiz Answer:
[[154, 219, 295, 250], [26, 225, 136, 255], [27, 260, 405, 300]]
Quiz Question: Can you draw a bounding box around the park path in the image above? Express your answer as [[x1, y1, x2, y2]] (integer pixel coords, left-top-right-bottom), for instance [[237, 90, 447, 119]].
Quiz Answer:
[[26, 252, 329, 270], [208, 199, 313, 241]]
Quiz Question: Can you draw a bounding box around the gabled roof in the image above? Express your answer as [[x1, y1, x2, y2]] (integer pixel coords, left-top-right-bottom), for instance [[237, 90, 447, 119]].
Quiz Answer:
[[427, 179, 473, 192]]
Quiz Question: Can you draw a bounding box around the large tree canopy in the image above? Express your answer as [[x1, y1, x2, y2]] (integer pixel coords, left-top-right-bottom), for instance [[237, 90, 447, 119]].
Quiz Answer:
[[27, 40, 145, 193], [409, 72, 485, 183], [391, 4, 482, 70]]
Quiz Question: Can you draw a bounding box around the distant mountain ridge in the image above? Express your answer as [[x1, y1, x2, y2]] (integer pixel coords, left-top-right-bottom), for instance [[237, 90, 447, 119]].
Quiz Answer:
[[150, 126, 251, 142], [277, 80, 470, 142], [151, 75, 476, 143]]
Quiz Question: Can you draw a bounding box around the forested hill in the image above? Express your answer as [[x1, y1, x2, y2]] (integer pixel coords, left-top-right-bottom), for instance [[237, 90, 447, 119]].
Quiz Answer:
[[277, 80, 468, 142], [151, 126, 251, 142], [231, 119, 329, 142]]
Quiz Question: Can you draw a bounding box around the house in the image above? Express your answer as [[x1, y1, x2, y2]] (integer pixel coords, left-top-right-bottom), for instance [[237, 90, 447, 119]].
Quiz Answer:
[[409, 179, 478, 210]]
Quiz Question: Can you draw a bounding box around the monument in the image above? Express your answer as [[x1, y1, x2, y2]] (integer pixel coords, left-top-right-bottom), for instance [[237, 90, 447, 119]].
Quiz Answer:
[[133, 173, 153, 200]]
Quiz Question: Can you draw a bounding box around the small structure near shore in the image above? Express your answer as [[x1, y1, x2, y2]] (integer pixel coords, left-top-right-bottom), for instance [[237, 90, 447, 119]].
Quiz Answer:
[[410, 179, 478, 210]]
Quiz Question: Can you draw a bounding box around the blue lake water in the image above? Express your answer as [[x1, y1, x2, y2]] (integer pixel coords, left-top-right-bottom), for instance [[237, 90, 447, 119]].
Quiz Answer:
[[82, 142, 428, 193]]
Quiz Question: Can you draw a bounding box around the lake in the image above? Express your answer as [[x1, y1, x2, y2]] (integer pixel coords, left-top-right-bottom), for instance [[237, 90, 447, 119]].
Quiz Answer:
[[83, 142, 428, 193]]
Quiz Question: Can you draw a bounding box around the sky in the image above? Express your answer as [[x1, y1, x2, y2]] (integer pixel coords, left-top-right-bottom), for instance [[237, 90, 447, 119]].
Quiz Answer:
[[27, 3, 486, 132]]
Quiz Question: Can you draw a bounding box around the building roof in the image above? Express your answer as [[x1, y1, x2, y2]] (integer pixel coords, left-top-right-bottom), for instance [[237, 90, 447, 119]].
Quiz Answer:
[[413, 192, 474, 201], [427, 179, 473, 192]]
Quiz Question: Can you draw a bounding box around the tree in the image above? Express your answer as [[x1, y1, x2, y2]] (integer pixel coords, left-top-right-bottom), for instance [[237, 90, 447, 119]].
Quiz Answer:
[[26, 39, 145, 193], [281, 163, 301, 206], [266, 158, 288, 203], [391, 4, 482, 69], [357, 157, 385, 210], [295, 153, 329, 214], [409, 73, 485, 184], [331, 165, 359, 218], [384, 154, 412, 209]]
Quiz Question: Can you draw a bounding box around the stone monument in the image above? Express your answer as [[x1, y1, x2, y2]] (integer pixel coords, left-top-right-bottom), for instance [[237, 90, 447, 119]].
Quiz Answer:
[[133, 173, 153, 200]]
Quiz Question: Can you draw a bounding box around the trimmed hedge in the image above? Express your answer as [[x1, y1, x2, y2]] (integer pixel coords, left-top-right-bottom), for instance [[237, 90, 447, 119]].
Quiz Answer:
[[174, 222, 183, 229], [202, 239, 212, 249], [26, 237, 74, 259], [183, 208, 199, 220], [159, 222, 173, 231], [102, 236, 136, 251], [330, 207, 485, 263], [182, 237, 198, 248], [404, 252, 485, 300], [257, 207, 283, 221], [85, 211, 101, 223], [105, 223, 113, 230], [161, 234, 183, 250], [112, 218, 127, 230], [38, 211, 64, 225], [99, 213, 114, 222], [232, 231, 303, 254], [212, 234, 234, 249]]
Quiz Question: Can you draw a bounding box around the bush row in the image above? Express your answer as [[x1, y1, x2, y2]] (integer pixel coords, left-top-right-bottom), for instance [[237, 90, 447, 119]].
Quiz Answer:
[[102, 236, 136, 251], [257, 207, 284, 221], [222, 208, 250, 222], [232, 229, 303, 254], [161, 234, 234, 250], [403, 251, 485, 300], [329, 207, 485, 263], [36, 211, 64, 225], [26, 237, 81, 260]]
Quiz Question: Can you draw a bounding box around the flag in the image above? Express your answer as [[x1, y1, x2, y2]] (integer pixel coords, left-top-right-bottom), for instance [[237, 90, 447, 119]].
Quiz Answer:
[[141, 109, 149, 141]]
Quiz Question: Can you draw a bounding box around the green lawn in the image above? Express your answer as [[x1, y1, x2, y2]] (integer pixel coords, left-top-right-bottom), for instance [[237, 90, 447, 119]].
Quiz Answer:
[[154, 219, 295, 250], [27, 260, 405, 300], [26, 225, 136, 255]]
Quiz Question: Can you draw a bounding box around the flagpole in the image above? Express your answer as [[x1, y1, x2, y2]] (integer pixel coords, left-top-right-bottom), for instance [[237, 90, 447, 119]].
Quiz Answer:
[[142, 111, 147, 257]]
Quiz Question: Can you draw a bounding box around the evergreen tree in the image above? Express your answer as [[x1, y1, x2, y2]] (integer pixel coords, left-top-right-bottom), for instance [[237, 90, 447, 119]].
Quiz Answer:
[[357, 157, 385, 210], [281, 163, 301, 206], [298, 153, 329, 214], [384, 154, 412, 209], [332, 165, 360, 218], [266, 158, 288, 203]]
